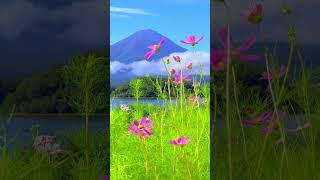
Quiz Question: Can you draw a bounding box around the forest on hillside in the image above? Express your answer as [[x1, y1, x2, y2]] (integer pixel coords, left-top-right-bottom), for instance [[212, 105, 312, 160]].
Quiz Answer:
[[0, 50, 108, 114]]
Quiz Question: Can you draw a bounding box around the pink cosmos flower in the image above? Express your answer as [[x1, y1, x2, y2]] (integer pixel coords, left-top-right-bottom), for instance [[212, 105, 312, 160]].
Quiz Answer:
[[186, 62, 192, 69], [287, 122, 310, 133], [170, 68, 176, 75], [170, 136, 192, 147], [211, 48, 227, 72], [144, 38, 166, 61], [218, 26, 260, 62], [260, 65, 287, 81], [101, 176, 110, 180], [180, 35, 204, 46], [173, 71, 192, 85], [128, 117, 154, 140], [120, 104, 129, 111], [192, 82, 200, 89], [173, 56, 181, 62], [188, 95, 199, 105], [243, 3, 263, 24], [242, 110, 286, 136]]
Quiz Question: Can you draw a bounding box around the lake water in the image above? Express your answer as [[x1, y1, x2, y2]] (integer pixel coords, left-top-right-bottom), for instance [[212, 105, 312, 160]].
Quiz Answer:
[[111, 98, 206, 109], [111, 98, 174, 108], [0, 115, 107, 148]]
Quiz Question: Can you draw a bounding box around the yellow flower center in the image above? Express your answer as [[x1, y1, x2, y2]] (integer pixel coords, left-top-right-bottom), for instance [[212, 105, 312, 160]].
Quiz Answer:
[[138, 124, 144, 129]]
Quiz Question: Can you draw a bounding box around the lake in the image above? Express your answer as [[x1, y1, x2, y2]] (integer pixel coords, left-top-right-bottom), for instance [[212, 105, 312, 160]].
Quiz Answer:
[[0, 115, 107, 148], [111, 98, 207, 108]]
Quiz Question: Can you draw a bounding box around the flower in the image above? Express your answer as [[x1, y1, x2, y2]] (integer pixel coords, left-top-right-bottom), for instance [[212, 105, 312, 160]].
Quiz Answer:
[[192, 82, 200, 89], [242, 110, 286, 136], [243, 3, 263, 24], [180, 35, 204, 46], [120, 104, 129, 111], [170, 136, 192, 147], [211, 48, 227, 72], [128, 117, 154, 140], [260, 65, 287, 81], [166, 57, 170, 64], [144, 38, 166, 61], [173, 71, 192, 85], [33, 135, 62, 155], [287, 122, 310, 133], [173, 56, 181, 62], [282, 3, 291, 16], [186, 62, 192, 69], [101, 176, 110, 180], [170, 68, 176, 75], [188, 95, 199, 105], [218, 27, 260, 62]]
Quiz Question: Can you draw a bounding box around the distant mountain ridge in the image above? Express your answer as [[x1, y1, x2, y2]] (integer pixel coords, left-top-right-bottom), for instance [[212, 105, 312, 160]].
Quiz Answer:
[[110, 29, 187, 63]]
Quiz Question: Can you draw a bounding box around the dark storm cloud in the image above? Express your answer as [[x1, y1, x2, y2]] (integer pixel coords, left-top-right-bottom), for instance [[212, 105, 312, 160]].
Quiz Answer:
[[0, 0, 106, 45], [212, 0, 320, 44]]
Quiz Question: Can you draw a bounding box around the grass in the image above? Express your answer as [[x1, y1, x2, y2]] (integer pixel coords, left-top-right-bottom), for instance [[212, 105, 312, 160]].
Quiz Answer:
[[0, 129, 108, 180], [211, 1, 320, 179], [111, 100, 210, 179]]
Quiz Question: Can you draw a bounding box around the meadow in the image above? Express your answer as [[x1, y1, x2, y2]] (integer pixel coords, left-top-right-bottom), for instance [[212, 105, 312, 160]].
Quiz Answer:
[[212, 1, 320, 179], [110, 36, 210, 179]]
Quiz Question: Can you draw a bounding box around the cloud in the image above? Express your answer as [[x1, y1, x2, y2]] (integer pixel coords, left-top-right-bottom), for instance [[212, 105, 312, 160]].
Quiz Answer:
[[110, 6, 154, 17], [110, 51, 210, 76], [110, 13, 129, 18], [0, 0, 106, 44]]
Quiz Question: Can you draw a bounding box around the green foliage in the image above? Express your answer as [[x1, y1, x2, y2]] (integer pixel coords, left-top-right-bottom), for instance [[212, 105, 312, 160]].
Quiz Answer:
[[129, 79, 143, 101], [62, 54, 107, 115], [0, 52, 108, 114]]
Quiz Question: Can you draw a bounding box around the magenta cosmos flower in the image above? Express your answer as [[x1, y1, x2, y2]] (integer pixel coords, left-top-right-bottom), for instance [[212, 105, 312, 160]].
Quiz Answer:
[[186, 62, 192, 69], [243, 3, 263, 24], [101, 176, 109, 180], [173, 71, 192, 85], [170, 68, 176, 75], [173, 55, 181, 62], [170, 136, 192, 147], [144, 38, 166, 61], [120, 104, 129, 111], [260, 65, 287, 81], [242, 110, 286, 136], [180, 35, 204, 46], [211, 48, 227, 72], [128, 117, 154, 140], [219, 26, 260, 62]]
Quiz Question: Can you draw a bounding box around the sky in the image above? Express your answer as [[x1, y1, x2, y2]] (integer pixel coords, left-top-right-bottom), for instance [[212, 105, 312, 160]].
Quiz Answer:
[[110, 0, 210, 52], [212, 0, 320, 44], [0, 0, 106, 77]]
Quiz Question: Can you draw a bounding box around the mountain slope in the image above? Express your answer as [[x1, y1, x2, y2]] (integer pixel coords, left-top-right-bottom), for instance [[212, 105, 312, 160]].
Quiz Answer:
[[111, 29, 187, 63]]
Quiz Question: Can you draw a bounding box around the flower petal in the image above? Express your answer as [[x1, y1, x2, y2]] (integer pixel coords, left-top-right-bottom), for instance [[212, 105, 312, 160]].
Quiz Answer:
[[158, 38, 166, 46], [236, 34, 256, 52]]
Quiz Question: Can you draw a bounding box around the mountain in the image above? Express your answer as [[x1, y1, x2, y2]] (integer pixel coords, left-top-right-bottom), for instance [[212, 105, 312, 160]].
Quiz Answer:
[[110, 29, 187, 63]]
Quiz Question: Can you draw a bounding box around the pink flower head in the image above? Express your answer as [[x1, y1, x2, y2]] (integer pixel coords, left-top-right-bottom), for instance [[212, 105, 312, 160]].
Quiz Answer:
[[173, 71, 192, 85], [180, 35, 204, 46], [260, 64, 287, 81], [170, 68, 176, 75], [120, 104, 129, 111], [243, 3, 263, 24], [144, 38, 166, 61], [173, 56, 181, 62], [170, 136, 192, 147], [186, 62, 192, 69], [101, 176, 110, 180], [219, 27, 260, 62], [192, 82, 200, 89], [188, 95, 199, 105], [211, 48, 227, 72], [128, 117, 154, 140], [242, 110, 286, 136], [287, 121, 310, 133]]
